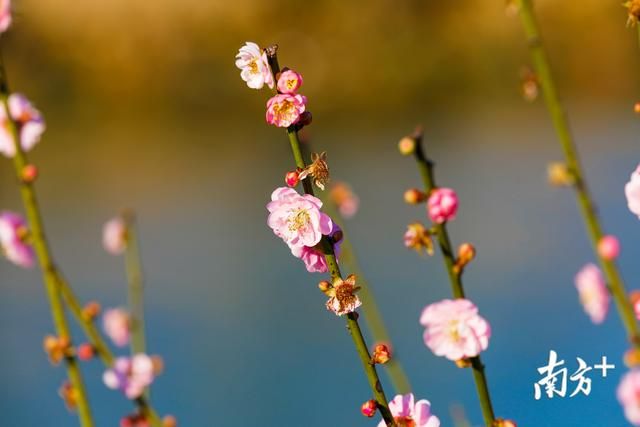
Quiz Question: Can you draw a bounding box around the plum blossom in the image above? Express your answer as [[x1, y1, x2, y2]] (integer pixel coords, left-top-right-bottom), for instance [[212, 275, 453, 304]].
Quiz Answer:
[[427, 188, 458, 224], [103, 308, 131, 347], [234, 42, 274, 90], [626, 165, 640, 218], [103, 354, 157, 399], [617, 370, 640, 425], [575, 263, 609, 324], [277, 69, 303, 94], [0, 94, 45, 158], [420, 298, 491, 361], [404, 223, 434, 255], [0, 0, 11, 33], [267, 187, 332, 250], [325, 274, 361, 316], [103, 217, 127, 255], [329, 181, 359, 218], [377, 393, 440, 427], [265, 93, 307, 128], [290, 223, 342, 273], [0, 211, 35, 268]]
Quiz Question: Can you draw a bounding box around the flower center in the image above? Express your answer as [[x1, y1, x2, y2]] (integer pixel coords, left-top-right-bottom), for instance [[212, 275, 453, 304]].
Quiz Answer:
[[248, 59, 260, 74], [395, 416, 416, 427], [286, 79, 297, 90], [448, 319, 461, 342], [288, 208, 310, 232]]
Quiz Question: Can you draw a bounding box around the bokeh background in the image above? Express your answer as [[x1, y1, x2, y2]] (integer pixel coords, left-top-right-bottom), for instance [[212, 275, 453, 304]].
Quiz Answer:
[[1, 0, 640, 425]]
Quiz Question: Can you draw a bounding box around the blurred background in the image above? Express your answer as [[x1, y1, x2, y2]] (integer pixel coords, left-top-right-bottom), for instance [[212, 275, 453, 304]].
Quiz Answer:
[[1, 0, 640, 425]]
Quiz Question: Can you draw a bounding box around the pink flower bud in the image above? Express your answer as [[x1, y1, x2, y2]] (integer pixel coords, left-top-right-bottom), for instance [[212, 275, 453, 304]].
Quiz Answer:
[[427, 188, 458, 224], [597, 235, 620, 260], [162, 415, 178, 427], [21, 164, 38, 183], [361, 400, 377, 418], [77, 343, 95, 361], [277, 69, 303, 94], [285, 170, 300, 187]]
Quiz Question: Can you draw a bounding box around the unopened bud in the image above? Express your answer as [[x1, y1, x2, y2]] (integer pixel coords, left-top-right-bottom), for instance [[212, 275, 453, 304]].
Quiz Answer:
[[299, 111, 313, 127], [494, 419, 517, 427], [361, 400, 377, 418], [371, 343, 391, 364], [152, 355, 165, 376], [21, 164, 38, 183], [162, 415, 178, 427], [635, 102, 640, 114], [625, 348, 640, 368], [285, 170, 300, 187], [404, 188, 427, 205], [597, 235, 620, 261], [547, 162, 574, 186], [318, 280, 331, 294], [58, 381, 78, 411], [82, 301, 101, 320], [77, 343, 95, 361], [398, 137, 416, 156], [457, 243, 476, 265], [455, 358, 472, 368]]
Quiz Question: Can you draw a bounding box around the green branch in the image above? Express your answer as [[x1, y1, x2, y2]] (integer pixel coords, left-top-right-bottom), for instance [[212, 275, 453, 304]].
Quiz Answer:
[[515, 0, 640, 348]]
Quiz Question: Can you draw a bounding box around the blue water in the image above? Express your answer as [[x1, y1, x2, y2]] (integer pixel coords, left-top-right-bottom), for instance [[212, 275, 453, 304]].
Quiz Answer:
[[1, 103, 639, 426]]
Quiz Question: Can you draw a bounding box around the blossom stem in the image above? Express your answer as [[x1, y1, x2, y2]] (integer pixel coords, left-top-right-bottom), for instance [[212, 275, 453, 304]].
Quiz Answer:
[[0, 58, 95, 427], [56, 272, 162, 425], [0, 41, 163, 427], [322, 202, 412, 394], [268, 45, 395, 425], [288, 127, 396, 426], [410, 131, 496, 426], [515, 0, 640, 348], [122, 210, 147, 357]]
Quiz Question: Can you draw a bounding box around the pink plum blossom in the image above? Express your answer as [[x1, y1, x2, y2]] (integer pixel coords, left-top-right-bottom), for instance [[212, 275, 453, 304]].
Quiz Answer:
[[103, 354, 156, 399], [626, 164, 640, 218], [103, 308, 131, 347], [0, 0, 11, 33], [265, 93, 307, 128], [427, 188, 458, 224], [103, 217, 127, 255], [277, 69, 303, 94], [597, 235, 620, 260], [377, 393, 440, 427], [267, 187, 332, 251], [575, 263, 609, 324], [420, 298, 491, 361], [0, 93, 45, 158], [0, 211, 34, 268], [234, 42, 274, 90], [618, 370, 640, 425], [290, 224, 342, 273]]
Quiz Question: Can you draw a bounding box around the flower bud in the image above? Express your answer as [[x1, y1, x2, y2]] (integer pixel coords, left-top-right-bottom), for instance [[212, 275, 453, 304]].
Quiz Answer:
[[152, 355, 165, 376], [597, 235, 620, 261], [21, 164, 38, 183], [635, 102, 640, 114], [58, 381, 78, 411], [455, 358, 472, 368], [547, 162, 574, 186], [398, 137, 416, 156], [625, 348, 640, 368], [361, 400, 377, 418], [285, 170, 300, 187], [371, 343, 391, 364], [494, 419, 517, 427], [318, 280, 331, 293], [427, 188, 458, 224], [299, 111, 313, 127], [454, 243, 476, 274], [77, 343, 95, 361], [404, 188, 427, 205], [82, 301, 101, 320], [162, 415, 178, 427]]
